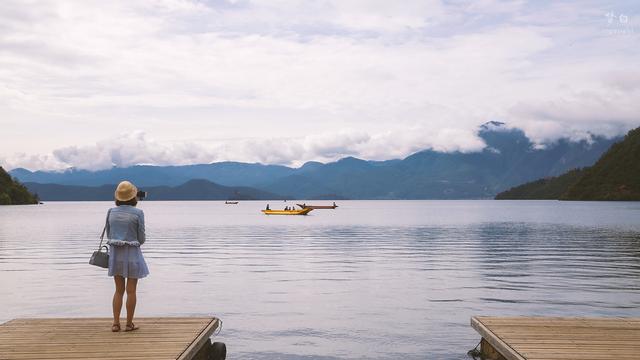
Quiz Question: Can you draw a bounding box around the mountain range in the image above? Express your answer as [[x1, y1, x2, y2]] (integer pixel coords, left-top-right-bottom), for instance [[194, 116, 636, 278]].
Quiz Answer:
[[22, 179, 284, 201], [9, 122, 621, 200]]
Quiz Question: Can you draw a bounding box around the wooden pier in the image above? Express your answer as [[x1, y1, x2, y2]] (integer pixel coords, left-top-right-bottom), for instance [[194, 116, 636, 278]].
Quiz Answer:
[[471, 316, 640, 360], [0, 317, 225, 360]]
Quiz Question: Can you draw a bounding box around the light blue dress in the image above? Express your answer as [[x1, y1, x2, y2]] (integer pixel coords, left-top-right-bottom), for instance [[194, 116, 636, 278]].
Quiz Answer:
[[105, 205, 149, 279]]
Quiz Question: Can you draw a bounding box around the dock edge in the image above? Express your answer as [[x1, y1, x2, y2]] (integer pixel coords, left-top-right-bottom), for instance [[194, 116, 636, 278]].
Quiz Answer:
[[470, 316, 525, 360], [178, 317, 221, 360]]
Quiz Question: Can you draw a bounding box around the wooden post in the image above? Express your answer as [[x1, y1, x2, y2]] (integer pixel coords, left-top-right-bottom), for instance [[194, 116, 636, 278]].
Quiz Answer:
[[481, 338, 507, 360], [191, 339, 213, 360]]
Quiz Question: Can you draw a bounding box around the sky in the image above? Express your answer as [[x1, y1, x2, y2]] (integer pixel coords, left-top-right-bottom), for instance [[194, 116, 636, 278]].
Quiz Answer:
[[1, 0, 639, 171]]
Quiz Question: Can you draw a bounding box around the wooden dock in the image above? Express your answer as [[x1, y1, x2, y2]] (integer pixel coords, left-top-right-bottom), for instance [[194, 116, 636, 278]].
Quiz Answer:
[[471, 316, 640, 360], [0, 317, 224, 360]]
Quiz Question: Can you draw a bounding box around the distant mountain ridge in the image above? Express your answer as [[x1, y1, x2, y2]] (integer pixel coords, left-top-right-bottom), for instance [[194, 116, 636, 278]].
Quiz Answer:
[[10, 122, 621, 199], [11, 161, 293, 188], [25, 179, 285, 201]]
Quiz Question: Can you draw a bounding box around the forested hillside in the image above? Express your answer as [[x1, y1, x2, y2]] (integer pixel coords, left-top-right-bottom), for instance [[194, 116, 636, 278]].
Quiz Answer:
[[0, 166, 39, 205], [496, 126, 640, 201], [495, 169, 585, 200], [562, 127, 640, 200]]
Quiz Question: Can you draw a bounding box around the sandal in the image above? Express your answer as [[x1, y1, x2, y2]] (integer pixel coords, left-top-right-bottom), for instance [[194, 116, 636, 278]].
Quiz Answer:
[[111, 323, 121, 332], [125, 323, 139, 332]]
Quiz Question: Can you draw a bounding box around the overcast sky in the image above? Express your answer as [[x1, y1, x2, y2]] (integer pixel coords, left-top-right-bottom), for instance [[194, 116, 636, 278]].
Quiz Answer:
[[1, 0, 639, 170]]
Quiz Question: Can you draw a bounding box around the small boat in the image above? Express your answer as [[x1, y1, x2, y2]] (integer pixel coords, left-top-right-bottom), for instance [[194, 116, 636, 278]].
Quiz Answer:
[[296, 202, 338, 209], [225, 201, 239, 204], [261, 208, 313, 215]]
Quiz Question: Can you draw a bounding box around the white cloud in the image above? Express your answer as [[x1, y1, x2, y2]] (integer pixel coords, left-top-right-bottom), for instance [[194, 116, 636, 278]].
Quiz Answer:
[[0, 0, 639, 170], [0, 153, 66, 172], [1, 126, 487, 170], [49, 131, 219, 170]]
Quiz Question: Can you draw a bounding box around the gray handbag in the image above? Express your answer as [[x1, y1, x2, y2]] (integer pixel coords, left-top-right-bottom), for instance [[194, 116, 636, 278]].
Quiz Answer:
[[89, 210, 110, 268]]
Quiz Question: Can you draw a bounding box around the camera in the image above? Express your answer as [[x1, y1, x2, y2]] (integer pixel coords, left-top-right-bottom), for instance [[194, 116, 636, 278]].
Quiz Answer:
[[137, 191, 147, 200]]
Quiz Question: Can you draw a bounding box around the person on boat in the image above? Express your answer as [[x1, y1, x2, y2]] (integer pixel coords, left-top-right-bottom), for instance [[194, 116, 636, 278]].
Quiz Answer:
[[266, 204, 270, 210], [333, 202, 336, 207], [285, 206, 289, 211], [105, 181, 149, 333]]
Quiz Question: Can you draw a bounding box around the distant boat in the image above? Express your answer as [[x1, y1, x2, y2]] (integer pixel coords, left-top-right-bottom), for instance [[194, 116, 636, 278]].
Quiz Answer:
[[262, 208, 313, 215], [225, 201, 239, 204], [296, 202, 338, 209]]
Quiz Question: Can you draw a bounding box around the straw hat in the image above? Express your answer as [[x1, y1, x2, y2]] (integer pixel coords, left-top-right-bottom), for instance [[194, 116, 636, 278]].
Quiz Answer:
[[115, 181, 137, 201]]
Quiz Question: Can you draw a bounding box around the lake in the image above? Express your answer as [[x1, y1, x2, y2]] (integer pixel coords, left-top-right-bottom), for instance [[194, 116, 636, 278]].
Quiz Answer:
[[1, 200, 639, 359]]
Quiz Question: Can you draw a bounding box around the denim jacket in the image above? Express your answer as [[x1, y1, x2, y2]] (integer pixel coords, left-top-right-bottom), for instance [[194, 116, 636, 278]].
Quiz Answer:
[[105, 205, 145, 246]]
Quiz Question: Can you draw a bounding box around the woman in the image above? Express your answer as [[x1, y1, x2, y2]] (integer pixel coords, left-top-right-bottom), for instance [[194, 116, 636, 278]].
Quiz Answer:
[[106, 180, 149, 332]]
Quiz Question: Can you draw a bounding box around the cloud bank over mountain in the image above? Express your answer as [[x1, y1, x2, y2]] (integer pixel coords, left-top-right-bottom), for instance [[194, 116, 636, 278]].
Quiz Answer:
[[0, 1, 638, 170], [2, 126, 487, 170], [11, 124, 620, 199]]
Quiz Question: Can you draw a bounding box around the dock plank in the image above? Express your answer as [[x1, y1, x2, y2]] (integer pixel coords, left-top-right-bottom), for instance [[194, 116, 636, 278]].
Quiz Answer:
[[471, 316, 640, 360], [0, 317, 219, 360]]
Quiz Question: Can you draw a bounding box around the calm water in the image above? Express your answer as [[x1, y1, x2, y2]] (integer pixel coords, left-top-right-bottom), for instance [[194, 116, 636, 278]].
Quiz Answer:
[[1, 200, 640, 359]]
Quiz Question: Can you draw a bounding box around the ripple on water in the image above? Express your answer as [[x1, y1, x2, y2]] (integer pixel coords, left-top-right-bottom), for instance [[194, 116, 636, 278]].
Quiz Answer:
[[1, 200, 640, 359]]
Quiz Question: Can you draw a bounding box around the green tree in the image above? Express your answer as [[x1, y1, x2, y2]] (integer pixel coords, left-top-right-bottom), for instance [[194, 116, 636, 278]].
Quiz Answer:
[[0, 193, 10, 205]]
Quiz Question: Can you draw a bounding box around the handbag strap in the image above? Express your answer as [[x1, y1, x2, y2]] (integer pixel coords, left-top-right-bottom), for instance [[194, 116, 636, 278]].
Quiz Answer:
[[98, 209, 111, 248]]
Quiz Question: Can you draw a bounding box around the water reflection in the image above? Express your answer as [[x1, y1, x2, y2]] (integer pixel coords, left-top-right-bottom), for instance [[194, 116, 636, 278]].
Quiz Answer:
[[0, 201, 640, 359]]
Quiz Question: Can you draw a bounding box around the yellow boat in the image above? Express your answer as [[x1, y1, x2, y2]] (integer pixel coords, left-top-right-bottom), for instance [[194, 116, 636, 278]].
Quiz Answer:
[[261, 208, 313, 215]]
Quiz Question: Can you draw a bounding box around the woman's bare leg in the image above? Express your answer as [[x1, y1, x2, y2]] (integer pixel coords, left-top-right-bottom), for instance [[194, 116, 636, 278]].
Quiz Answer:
[[112, 276, 125, 325], [125, 278, 138, 326]]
